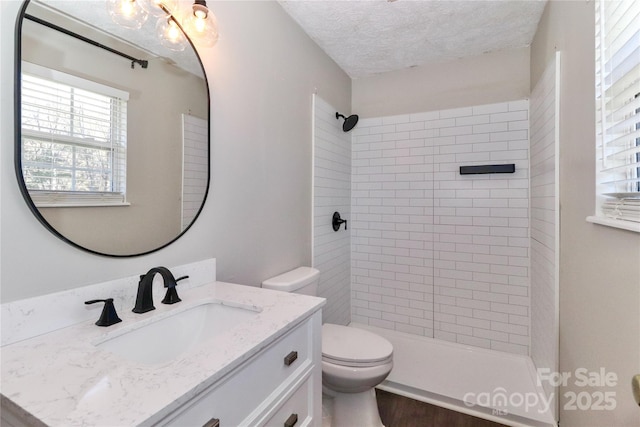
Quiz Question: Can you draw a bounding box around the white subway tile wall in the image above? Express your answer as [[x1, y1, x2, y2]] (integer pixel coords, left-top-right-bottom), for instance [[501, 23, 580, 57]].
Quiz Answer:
[[530, 54, 559, 410], [351, 100, 531, 355], [313, 96, 351, 325], [182, 114, 209, 231]]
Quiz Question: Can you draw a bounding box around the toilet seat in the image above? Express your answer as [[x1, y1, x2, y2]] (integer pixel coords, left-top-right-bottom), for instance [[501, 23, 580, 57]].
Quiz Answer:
[[322, 324, 393, 368]]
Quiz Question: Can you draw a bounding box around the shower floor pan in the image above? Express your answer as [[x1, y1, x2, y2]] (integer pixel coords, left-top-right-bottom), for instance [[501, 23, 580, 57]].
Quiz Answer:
[[351, 323, 557, 427]]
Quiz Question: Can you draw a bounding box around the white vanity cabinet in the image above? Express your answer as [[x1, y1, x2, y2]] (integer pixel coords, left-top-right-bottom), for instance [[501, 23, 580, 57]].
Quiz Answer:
[[155, 312, 322, 427]]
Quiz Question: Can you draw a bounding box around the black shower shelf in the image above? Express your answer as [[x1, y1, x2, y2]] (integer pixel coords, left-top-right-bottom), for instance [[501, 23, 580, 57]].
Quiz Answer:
[[459, 164, 516, 175]]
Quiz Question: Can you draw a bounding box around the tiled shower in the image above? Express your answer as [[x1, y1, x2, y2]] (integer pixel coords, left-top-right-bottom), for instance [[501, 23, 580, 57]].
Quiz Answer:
[[313, 71, 558, 378], [350, 100, 531, 355], [312, 95, 352, 326]]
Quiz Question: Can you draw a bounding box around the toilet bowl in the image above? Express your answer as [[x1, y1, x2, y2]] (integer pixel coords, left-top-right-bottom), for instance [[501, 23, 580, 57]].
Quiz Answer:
[[262, 267, 393, 427]]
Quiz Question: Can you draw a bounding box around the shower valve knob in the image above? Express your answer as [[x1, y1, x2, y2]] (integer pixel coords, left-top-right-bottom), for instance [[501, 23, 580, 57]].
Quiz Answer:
[[332, 212, 347, 231]]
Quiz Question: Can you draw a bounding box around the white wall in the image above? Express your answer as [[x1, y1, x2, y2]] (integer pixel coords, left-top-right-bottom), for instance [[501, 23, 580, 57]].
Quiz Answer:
[[531, 2, 640, 426], [529, 52, 559, 419], [352, 47, 530, 119], [351, 100, 531, 355], [312, 95, 351, 326], [0, 1, 351, 302]]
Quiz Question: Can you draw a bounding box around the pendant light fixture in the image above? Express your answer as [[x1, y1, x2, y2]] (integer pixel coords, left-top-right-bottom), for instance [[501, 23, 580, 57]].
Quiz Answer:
[[182, 0, 219, 48], [107, 0, 219, 50], [156, 15, 187, 51], [106, 0, 148, 30]]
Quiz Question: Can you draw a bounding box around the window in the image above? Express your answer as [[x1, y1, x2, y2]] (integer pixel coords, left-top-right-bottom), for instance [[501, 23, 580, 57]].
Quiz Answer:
[[21, 62, 129, 207], [590, 0, 640, 231]]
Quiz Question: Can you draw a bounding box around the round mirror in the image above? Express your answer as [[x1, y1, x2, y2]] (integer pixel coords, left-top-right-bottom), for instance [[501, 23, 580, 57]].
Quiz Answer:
[[15, 0, 210, 257]]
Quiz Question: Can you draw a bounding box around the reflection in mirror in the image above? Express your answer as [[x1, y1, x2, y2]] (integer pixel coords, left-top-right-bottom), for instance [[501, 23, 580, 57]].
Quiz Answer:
[[17, 0, 210, 256]]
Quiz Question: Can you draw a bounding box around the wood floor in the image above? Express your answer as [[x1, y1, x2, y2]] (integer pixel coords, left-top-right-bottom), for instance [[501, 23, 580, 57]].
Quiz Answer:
[[376, 389, 507, 427]]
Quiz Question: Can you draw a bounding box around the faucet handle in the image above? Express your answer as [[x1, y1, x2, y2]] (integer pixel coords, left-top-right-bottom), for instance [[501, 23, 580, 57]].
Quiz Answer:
[[85, 298, 122, 327], [332, 211, 348, 231], [161, 275, 189, 305]]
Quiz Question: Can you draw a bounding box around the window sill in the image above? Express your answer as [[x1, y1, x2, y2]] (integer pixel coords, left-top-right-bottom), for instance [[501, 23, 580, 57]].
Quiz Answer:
[[586, 216, 640, 233], [35, 202, 131, 208], [29, 191, 128, 208]]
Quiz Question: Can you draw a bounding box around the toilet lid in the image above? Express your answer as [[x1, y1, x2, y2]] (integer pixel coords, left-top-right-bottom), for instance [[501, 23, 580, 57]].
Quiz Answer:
[[322, 324, 393, 365]]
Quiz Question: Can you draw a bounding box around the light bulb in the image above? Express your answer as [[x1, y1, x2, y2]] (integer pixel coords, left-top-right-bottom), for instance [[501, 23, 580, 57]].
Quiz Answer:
[[168, 24, 180, 41], [139, 0, 178, 18], [156, 16, 187, 51], [182, 1, 218, 48], [194, 16, 205, 33], [107, 0, 148, 30], [121, 1, 134, 16]]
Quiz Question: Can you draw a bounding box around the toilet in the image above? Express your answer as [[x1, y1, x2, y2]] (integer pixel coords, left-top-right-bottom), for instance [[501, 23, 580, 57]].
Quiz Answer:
[[262, 267, 393, 427]]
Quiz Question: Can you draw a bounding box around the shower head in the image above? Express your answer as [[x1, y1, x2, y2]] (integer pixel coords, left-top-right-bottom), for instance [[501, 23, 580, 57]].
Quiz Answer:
[[336, 112, 359, 132]]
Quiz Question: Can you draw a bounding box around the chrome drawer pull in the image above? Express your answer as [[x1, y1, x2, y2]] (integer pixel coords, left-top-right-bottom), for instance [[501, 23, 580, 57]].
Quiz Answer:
[[284, 351, 298, 366], [203, 417, 220, 427], [284, 413, 298, 427]]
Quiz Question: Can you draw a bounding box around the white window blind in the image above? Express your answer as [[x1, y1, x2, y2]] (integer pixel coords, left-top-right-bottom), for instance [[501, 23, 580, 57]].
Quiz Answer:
[[594, 0, 640, 227], [21, 62, 129, 207]]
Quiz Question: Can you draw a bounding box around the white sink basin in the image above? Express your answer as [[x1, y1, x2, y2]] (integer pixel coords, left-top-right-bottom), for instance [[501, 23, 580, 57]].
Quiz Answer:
[[95, 301, 260, 365]]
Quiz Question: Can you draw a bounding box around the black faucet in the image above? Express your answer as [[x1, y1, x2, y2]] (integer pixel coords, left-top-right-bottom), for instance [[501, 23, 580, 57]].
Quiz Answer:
[[132, 267, 189, 314]]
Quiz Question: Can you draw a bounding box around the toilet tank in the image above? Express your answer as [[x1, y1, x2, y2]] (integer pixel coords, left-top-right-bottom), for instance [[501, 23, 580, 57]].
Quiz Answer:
[[262, 267, 320, 296]]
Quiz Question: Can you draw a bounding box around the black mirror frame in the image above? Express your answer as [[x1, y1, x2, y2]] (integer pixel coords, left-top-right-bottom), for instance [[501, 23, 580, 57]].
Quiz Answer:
[[14, 0, 211, 257]]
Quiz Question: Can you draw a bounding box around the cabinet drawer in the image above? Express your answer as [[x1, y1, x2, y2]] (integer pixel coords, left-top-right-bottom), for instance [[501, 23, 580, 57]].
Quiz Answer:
[[263, 377, 312, 427], [159, 317, 313, 426]]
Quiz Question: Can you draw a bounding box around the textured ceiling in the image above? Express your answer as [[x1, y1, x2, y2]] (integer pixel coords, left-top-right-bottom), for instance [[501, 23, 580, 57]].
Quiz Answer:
[[278, 0, 547, 78]]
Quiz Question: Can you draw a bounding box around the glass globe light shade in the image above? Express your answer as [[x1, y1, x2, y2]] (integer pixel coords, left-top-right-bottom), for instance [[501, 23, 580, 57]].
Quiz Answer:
[[107, 0, 148, 30], [182, 1, 218, 48], [156, 16, 187, 52], [138, 0, 178, 18]]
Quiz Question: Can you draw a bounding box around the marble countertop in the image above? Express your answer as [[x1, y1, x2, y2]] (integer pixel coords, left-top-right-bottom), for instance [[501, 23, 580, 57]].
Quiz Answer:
[[0, 282, 325, 426]]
